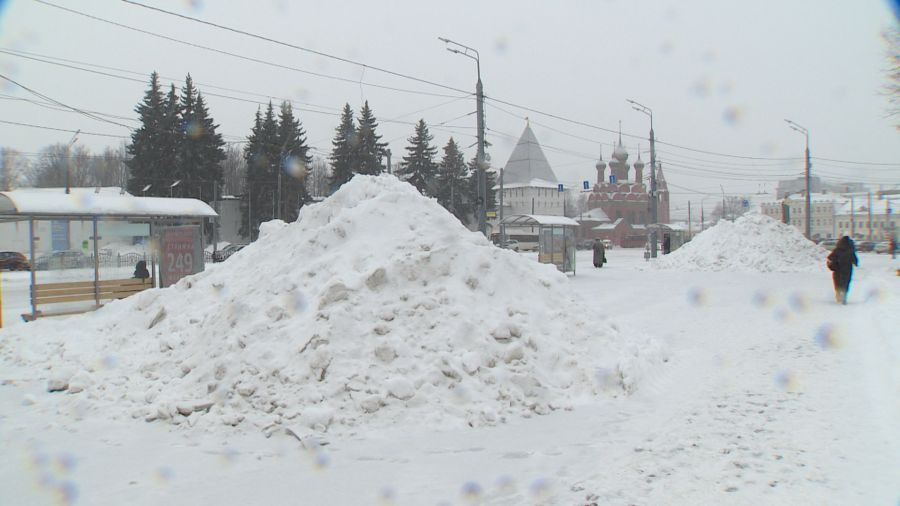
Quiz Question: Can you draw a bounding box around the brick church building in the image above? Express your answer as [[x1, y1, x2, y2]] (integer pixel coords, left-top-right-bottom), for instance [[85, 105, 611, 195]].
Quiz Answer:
[[582, 132, 670, 247]]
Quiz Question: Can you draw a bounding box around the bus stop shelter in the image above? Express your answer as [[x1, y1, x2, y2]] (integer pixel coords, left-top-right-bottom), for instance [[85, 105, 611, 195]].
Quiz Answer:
[[500, 214, 579, 274], [0, 188, 217, 320]]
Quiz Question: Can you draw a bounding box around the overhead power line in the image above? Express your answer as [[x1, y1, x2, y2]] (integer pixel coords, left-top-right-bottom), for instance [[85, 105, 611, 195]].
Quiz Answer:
[[0, 72, 132, 129], [0, 119, 127, 138], [33, 0, 470, 100]]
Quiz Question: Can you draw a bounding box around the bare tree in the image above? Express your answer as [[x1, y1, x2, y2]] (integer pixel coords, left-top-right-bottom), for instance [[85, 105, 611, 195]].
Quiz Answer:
[[220, 143, 246, 196], [884, 26, 900, 129], [305, 156, 330, 198], [711, 196, 751, 222], [1, 148, 30, 190]]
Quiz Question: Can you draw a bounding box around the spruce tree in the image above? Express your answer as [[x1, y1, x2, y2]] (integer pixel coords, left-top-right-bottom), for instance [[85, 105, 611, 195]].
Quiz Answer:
[[127, 72, 165, 196], [466, 157, 497, 225], [397, 119, 438, 196], [328, 103, 355, 192], [275, 101, 312, 221], [436, 137, 470, 223], [240, 102, 280, 240], [158, 84, 182, 194], [353, 101, 386, 175], [192, 91, 226, 200]]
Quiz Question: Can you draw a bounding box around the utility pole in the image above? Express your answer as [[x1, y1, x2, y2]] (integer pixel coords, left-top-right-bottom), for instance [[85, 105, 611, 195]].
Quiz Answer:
[[785, 119, 811, 239], [627, 99, 657, 257], [720, 184, 727, 222], [688, 201, 692, 238], [867, 191, 873, 241], [498, 166, 505, 245], [385, 148, 392, 175], [441, 37, 487, 236], [65, 130, 80, 194], [850, 195, 855, 238]]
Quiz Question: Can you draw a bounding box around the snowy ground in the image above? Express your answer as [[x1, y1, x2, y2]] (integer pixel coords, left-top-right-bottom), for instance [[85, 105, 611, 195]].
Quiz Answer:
[[1, 248, 898, 505]]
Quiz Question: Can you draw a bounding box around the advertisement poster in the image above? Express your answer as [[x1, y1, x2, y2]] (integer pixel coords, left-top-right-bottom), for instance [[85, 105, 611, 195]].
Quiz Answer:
[[51, 220, 69, 251], [159, 226, 202, 287]]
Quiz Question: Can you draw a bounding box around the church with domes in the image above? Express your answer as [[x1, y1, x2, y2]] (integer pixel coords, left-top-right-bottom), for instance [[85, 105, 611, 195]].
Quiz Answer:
[[583, 131, 670, 247]]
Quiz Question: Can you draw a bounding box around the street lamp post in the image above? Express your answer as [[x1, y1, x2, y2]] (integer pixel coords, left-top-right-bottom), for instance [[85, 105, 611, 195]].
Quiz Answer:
[[785, 119, 812, 239], [169, 179, 181, 198], [440, 36, 487, 236], [627, 99, 658, 257]]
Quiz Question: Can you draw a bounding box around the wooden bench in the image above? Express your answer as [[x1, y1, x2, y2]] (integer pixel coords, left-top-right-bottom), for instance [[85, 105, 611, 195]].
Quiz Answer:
[[22, 278, 154, 321]]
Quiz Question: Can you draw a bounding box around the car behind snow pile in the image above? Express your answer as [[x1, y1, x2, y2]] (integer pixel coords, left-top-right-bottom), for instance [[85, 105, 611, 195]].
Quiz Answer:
[[0, 251, 31, 271], [212, 244, 247, 263]]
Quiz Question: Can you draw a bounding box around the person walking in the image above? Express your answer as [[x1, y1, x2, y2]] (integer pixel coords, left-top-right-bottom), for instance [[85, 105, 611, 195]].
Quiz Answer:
[[592, 239, 607, 268], [826, 236, 858, 305]]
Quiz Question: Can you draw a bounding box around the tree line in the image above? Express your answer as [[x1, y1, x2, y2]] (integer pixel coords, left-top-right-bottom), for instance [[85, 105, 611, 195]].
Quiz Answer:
[[2, 72, 498, 239]]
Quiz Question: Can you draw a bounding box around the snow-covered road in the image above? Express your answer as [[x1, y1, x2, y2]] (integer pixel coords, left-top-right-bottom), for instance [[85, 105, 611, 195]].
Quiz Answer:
[[1, 248, 897, 505]]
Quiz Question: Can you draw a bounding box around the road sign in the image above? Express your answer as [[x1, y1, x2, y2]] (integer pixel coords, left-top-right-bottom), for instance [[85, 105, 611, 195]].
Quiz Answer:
[[609, 175, 617, 184], [557, 183, 564, 193], [742, 199, 749, 208], [583, 181, 590, 190]]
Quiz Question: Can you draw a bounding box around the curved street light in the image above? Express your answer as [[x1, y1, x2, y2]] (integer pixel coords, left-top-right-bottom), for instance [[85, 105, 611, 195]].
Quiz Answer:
[[627, 99, 658, 257], [784, 119, 811, 239]]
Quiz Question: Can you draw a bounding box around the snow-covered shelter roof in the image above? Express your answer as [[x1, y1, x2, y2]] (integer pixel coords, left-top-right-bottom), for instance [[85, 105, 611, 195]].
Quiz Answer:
[[0, 187, 218, 221], [502, 123, 558, 185], [501, 214, 579, 227]]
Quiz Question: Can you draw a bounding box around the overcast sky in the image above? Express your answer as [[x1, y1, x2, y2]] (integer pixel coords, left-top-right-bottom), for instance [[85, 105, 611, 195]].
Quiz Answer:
[[2, 0, 898, 218]]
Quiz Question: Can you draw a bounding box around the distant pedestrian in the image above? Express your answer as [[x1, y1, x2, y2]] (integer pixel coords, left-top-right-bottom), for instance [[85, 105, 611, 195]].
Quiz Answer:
[[891, 236, 897, 260], [592, 239, 607, 268], [826, 236, 858, 305], [133, 260, 150, 280]]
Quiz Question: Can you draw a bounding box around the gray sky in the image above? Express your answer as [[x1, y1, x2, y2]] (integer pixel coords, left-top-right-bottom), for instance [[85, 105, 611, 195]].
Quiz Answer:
[[2, 0, 898, 219]]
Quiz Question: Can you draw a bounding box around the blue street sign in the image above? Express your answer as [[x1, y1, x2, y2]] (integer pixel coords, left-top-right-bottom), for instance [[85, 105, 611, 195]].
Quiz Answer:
[[742, 199, 749, 208], [557, 183, 564, 193], [609, 175, 617, 184], [583, 180, 590, 190]]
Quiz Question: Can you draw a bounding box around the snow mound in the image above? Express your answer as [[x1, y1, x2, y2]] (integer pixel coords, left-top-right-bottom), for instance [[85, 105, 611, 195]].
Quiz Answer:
[[0, 175, 664, 435], [653, 213, 826, 273]]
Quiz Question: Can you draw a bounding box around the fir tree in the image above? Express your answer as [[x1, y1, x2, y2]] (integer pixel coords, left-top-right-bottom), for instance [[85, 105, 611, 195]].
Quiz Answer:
[[397, 119, 438, 196], [436, 137, 470, 223], [466, 157, 497, 225], [158, 83, 182, 194], [240, 102, 280, 240], [328, 103, 356, 192], [176, 74, 224, 202], [127, 72, 166, 196], [275, 101, 312, 221], [353, 101, 386, 175]]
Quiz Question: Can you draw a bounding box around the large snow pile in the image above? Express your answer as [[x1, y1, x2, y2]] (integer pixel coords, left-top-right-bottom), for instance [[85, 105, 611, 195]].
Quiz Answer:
[[0, 175, 664, 435], [653, 212, 826, 272]]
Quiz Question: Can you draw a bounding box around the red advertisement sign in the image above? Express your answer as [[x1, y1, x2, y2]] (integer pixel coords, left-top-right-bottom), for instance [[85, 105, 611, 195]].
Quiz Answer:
[[161, 227, 198, 287]]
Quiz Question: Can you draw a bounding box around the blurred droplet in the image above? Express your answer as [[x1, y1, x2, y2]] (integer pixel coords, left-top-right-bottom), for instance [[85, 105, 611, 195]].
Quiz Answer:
[[788, 292, 809, 313], [494, 36, 509, 55], [752, 290, 772, 308], [185, 0, 204, 12], [774, 370, 797, 390], [864, 287, 886, 303], [593, 367, 618, 390], [155, 466, 175, 484], [529, 477, 551, 499], [774, 308, 792, 322], [658, 40, 674, 55], [814, 324, 842, 350], [461, 481, 482, 502], [495, 474, 516, 492], [283, 291, 308, 316], [722, 106, 743, 126], [313, 449, 330, 470], [55, 453, 78, 474], [220, 446, 239, 465], [690, 77, 711, 98], [378, 485, 396, 505], [686, 287, 707, 306], [56, 480, 78, 505], [185, 120, 204, 140], [284, 156, 308, 179], [99, 354, 118, 370]]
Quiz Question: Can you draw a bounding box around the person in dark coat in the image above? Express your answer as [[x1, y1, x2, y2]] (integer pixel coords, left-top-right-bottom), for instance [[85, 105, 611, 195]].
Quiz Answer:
[[826, 236, 858, 305], [592, 239, 607, 268], [133, 260, 150, 280]]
